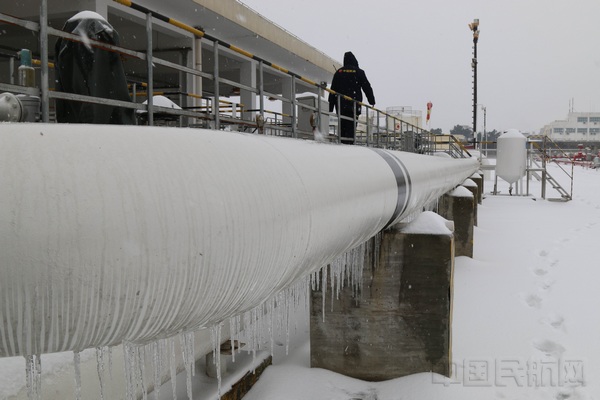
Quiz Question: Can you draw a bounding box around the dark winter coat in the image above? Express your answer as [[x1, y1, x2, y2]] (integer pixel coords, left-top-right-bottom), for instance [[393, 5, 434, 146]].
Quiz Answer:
[[328, 52, 375, 116], [54, 13, 135, 124]]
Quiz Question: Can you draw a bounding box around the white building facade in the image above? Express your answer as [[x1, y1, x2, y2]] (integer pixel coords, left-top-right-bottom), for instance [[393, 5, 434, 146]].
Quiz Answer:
[[540, 112, 600, 143]]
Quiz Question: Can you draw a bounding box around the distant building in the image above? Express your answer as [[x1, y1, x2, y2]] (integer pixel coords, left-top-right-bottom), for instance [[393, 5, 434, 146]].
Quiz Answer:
[[540, 112, 600, 145], [385, 106, 423, 130]]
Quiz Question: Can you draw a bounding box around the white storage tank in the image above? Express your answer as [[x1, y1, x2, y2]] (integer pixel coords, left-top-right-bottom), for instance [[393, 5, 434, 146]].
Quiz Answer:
[[496, 129, 527, 184]]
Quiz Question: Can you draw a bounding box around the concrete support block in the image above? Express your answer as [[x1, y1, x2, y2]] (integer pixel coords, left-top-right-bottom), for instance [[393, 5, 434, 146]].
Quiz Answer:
[[461, 178, 479, 226], [470, 172, 483, 204], [310, 212, 454, 380], [437, 186, 475, 257]]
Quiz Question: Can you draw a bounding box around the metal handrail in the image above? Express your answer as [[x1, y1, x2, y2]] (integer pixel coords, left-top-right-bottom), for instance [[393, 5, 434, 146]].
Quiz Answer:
[[0, 2, 453, 155]]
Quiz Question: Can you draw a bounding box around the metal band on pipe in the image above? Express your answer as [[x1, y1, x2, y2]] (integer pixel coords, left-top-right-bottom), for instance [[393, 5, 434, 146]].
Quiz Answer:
[[370, 148, 411, 229]]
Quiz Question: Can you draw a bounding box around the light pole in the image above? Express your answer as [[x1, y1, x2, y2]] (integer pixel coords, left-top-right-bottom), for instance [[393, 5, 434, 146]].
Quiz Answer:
[[480, 104, 487, 156], [469, 19, 480, 144]]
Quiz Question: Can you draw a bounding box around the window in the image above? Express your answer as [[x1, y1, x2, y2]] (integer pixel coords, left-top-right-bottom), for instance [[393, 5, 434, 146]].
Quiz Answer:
[[577, 117, 588, 124], [590, 128, 600, 135], [577, 128, 587, 134], [590, 117, 600, 124], [553, 127, 564, 134], [566, 128, 575, 135]]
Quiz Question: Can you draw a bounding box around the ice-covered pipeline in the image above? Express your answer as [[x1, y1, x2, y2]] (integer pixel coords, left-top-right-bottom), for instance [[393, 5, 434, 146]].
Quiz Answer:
[[0, 124, 478, 357]]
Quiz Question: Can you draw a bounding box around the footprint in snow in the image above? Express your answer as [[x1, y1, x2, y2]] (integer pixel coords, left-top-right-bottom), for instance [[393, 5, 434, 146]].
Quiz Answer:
[[539, 250, 549, 257], [525, 294, 543, 309], [555, 390, 571, 400], [541, 313, 566, 332], [534, 267, 549, 276], [533, 339, 565, 359], [540, 279, 555, 291], [554, 387, 576, 400]]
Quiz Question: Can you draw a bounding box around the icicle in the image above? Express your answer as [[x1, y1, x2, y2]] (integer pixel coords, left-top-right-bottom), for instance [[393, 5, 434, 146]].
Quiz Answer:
[[235, 314, 242, 358], [137, 345, 148, 400], [268, 299, 274, 357], [169, 338, 177, 400], [123, 343, 135, 400], [107, 346, 114, 380], [285, 287, 291, 355], [358, 243, 366, 300], [152, 341, 162, 400], [339, 258, 345, 298], [96, 347, 107, 400], [229, 317, 236, 363], [251, 308, 257, 370], [321, 265, 327, 322], [180, 333, 193, 400], [242, 312, 251, 355], [25, 355, 33, 400], [212, 324, 223, 399], [34, 354, 41, 400], [73, 352, 82, 400], [189, 333, 196, 378], [25, 355, 41, 400]]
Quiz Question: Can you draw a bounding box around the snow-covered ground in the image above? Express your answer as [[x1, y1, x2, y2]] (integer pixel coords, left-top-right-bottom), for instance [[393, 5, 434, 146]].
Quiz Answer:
[[1, 162, 598, 400], [245, 162, 600, 400]]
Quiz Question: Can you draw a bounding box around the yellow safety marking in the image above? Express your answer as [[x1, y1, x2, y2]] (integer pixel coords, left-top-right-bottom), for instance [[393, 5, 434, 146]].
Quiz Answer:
[[229, 45, 254, 59], [169, 19, 205, 38]]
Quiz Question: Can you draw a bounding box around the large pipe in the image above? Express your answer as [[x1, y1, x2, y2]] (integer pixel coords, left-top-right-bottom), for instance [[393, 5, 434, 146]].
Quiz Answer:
[[0, 124, 478, 357]]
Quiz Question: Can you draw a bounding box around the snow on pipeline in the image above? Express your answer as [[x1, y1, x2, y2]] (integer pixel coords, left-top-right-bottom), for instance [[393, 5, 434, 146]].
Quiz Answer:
[[0, 123, 478, 398]]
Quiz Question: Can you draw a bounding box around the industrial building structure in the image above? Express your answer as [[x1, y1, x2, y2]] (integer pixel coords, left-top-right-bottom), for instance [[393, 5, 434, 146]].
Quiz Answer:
[[539, 111, 600, 150]]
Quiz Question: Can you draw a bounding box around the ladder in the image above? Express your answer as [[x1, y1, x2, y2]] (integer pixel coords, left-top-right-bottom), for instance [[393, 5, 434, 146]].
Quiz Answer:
[[543, 169, 572, 201], [528, 137, 573, 201]]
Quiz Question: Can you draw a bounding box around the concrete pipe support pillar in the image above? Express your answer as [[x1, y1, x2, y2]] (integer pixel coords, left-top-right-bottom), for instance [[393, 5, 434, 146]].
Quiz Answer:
[[469, 172, 483, 204], [461, 178, 479, 226], [310, 212, 455, 380], [437, 186, 475, 257]]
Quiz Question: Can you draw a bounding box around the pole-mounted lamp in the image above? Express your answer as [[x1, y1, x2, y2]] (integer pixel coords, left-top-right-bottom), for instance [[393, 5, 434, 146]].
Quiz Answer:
[[469, 19, 480, 143]]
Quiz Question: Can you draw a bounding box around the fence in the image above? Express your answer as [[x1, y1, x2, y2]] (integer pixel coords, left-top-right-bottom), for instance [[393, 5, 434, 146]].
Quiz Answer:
[[0, 0, 467, 156]]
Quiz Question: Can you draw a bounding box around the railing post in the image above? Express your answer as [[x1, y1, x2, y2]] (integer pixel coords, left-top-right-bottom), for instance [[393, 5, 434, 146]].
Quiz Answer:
[[291, 76, 297, 138], [336, 95, 341, 144], [39, 0, 50, 122], [385, 114, 390, 148], [352, 100, 357, 145], [258, 61, 265, 121], [366, 107, 370, 147], [213, 41, 220, 129], [376, 109, 381, 148], [317, 84, 323, 136], [179, 49, 187, 127], [145, 12, 154, 126], [541, 136, 547, 199]]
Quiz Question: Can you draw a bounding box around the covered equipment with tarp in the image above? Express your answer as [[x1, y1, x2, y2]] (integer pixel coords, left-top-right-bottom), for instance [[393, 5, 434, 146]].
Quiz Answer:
[[54, 11, 135, 124]]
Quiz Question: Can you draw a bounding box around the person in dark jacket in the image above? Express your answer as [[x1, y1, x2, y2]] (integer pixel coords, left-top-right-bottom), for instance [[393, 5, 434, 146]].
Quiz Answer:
[[328, 52, 375, 144]]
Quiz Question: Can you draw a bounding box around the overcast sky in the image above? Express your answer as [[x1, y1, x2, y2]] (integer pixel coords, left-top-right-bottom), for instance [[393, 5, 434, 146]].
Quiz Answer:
[[240, 0, 600, 134]]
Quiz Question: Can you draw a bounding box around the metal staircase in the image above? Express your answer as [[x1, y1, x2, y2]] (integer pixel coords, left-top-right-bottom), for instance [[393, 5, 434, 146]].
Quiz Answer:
[[528, 136, 573, 201]]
